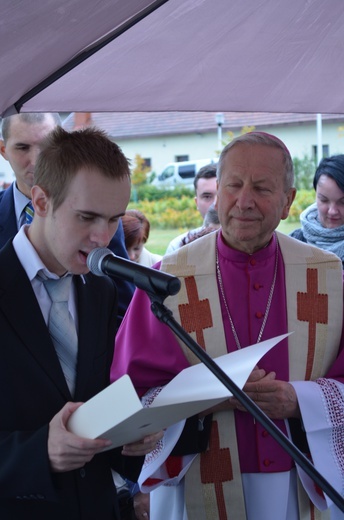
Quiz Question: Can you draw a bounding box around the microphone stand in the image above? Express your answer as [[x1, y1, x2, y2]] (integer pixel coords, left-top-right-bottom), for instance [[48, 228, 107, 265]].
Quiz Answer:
[[147, 293, 344, 513]]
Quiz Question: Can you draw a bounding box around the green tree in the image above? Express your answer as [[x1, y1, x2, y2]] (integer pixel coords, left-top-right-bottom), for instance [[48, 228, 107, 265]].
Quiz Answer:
[[131, 154, 151, 202], [131, 154, 150, 186], [293, 155, 316, 190]]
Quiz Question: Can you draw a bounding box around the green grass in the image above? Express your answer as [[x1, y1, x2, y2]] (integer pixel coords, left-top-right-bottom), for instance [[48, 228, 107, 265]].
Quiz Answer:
[[147, 228, 186, 255], [148, 220, 300, 255]]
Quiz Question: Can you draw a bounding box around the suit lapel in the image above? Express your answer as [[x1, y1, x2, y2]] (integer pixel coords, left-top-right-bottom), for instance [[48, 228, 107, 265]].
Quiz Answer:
[[0, 243, 71, 399], [0, 184, 18, 247]]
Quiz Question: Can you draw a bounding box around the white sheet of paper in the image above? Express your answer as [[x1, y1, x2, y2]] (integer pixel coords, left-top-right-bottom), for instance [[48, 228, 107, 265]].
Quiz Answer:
[[68, 333, 291, 449], [153, 333, 291, 405]]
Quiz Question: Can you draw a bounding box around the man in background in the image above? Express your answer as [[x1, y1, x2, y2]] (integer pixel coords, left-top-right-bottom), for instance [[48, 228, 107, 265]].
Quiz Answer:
[[165, 163, 217, 253], [0, 113, 61, 238], [0, 113, 134, 326]]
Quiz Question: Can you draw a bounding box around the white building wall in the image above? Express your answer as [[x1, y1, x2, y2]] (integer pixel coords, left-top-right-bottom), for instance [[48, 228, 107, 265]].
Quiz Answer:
[[114, 121, 344, 177], [115, 132, 219, 176], [1, 119, 343, 186]]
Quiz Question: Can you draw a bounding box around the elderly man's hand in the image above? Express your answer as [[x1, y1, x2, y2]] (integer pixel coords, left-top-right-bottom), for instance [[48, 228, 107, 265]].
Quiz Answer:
[[121, 431, 164, 456], [231, 368, 301, 419]]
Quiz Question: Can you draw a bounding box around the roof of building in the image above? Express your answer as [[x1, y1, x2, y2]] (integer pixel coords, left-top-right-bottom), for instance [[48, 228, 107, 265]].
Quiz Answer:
[[63, 112, 344, 139]]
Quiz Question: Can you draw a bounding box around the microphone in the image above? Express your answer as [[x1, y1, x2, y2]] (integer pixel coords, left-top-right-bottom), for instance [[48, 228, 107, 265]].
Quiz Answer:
[[87, 247, 181, 297]]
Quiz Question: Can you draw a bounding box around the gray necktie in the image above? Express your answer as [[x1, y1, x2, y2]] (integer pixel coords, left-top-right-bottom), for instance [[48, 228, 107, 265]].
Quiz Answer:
[[42, 275, 78, 396]]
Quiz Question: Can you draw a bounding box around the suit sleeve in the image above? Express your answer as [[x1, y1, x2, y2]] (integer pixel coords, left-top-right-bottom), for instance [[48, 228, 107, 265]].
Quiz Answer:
[[0, 426, 58, 501]]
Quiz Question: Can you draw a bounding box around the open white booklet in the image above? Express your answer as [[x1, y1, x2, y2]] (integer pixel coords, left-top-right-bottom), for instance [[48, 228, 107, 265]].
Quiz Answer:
[[68, 333, 290, 450]]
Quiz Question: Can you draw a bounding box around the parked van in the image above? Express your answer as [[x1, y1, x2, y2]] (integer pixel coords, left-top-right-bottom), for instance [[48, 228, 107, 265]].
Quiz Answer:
[[152, 158, 217, 188]]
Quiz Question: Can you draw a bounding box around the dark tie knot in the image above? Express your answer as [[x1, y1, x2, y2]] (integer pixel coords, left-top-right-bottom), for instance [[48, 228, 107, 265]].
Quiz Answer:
[[43, 275, 73, 303]]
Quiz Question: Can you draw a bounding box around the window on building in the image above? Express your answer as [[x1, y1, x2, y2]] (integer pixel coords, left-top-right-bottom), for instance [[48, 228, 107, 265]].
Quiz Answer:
[[175, 155, 189, 162], [312, 145, 330, 162]]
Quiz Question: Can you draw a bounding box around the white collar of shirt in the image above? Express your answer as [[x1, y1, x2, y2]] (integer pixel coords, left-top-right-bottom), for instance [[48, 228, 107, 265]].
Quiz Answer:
[[12, 181, 31, 229], [12, 225, 81, 326], [13, 224, 52, 282]]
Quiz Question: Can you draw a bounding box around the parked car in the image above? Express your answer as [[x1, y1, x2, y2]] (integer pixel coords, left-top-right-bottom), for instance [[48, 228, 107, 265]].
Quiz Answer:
[[152, 158, 218, 188]]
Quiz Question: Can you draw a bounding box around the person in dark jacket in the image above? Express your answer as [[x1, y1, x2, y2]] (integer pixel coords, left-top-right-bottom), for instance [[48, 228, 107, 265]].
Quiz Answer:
[[0, 125, 161, 520]]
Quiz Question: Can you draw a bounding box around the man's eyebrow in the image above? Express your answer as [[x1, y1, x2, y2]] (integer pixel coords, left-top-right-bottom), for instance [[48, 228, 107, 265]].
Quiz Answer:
[[252, 177, 274, 185], [14, 141, 29, 146], [77, 210, 126, 219]]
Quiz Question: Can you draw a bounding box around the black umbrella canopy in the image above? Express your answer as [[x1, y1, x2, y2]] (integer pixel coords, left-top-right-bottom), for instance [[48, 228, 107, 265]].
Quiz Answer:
[[1, 0, 344, 116]]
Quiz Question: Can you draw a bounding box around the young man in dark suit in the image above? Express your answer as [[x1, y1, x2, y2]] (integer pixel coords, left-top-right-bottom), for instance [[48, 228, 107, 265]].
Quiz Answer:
[[0, 126, 161, 520], [0, 113, 134, 327]]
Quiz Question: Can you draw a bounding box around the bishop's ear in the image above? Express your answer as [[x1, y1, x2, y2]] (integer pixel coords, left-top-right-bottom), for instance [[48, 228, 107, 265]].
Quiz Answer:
[[281, 187, 297, 220]]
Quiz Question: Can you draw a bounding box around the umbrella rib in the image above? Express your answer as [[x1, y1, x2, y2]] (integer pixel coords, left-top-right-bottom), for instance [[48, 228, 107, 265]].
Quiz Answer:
[[12, 0, 170, 113]]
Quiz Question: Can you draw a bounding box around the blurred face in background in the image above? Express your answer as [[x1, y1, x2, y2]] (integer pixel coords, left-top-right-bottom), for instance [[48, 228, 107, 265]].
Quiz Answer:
[[195, 177, 217, 218], [127, 240, 144, 262], [316, 174, 344, 229], [0, 115, 57, 198]]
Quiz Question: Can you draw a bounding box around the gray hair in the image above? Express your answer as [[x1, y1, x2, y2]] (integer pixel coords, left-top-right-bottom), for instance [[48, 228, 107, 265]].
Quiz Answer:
[[203, 204, 220, 227], [216, 132, 294, 192], [1, 113, 61, 143]]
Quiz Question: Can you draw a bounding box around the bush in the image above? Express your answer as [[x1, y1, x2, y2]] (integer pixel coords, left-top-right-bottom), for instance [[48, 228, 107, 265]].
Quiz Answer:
[[293, 155, 317, 190], [130, 185, 194, 202], [128, 186, 316, 228], [128, 185, 202, 228], [130, 184, 195, 202], [127, 195, 202, 229], [287, 189, 315, 222]]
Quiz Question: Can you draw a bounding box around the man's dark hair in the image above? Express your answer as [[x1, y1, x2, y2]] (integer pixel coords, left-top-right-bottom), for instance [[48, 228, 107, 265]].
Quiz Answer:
[[193, 163, 217, 192], [34, 126, 131, 211]]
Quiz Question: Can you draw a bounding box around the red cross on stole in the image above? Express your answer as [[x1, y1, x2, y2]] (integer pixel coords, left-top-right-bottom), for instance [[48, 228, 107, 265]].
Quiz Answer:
[[178, 276, 213, 349], [297, 268, 328, 380], [178, 276, 233, 518], [200, 421, 233, 519]]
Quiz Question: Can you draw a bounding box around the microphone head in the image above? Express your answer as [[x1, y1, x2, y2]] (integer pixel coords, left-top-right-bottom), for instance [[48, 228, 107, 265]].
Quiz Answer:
[[87, 247, 113, 276]]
